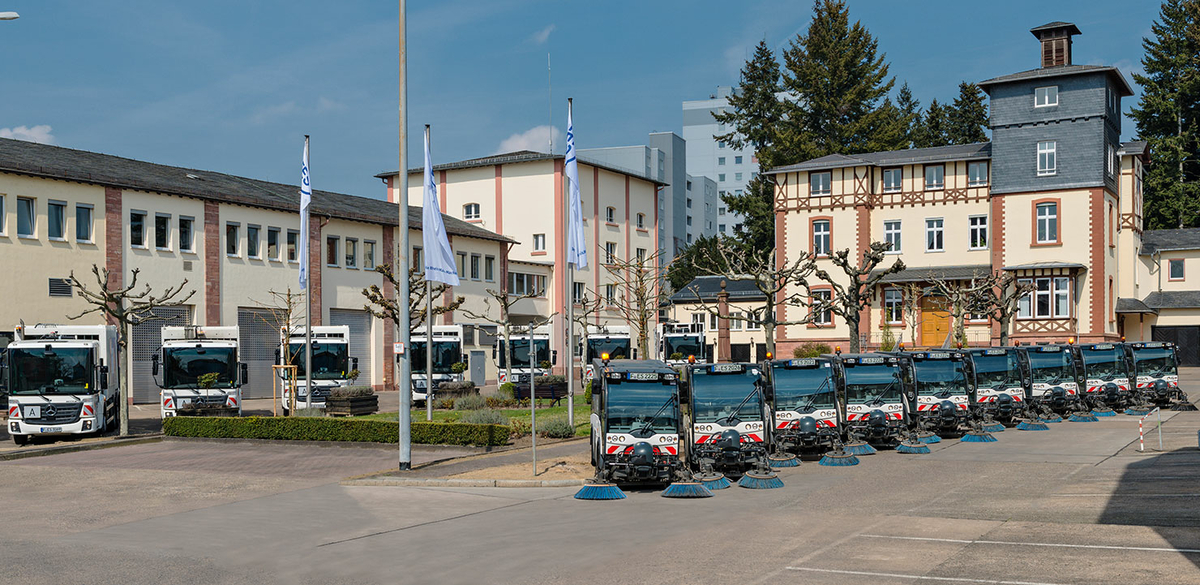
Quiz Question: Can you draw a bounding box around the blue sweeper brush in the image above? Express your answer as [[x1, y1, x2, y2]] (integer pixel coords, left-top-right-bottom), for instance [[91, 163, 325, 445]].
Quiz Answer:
[[819, 449, 860, 467], [1125, 407, 1150, 416], [1092, 408, 1116, 417], [694, 472, 732, 490], [661, 481, 713, 498], [842, 440, 877, 456], [896, 437, 931, 454], [918, 432, 942, 444], [1042, 414, 1063, 423], [1069, 412, 1098, 422], [767, 453, 800, 468], [982, 422, 1005, 433], [1016, 419, 1049, 431], [574, 482, 626, 500], [737, 470, 784, 489], [960, 430, 997, 443]]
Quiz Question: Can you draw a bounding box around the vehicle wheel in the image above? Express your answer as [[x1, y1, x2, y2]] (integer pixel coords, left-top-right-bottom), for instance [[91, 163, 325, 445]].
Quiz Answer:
[[13, 434, 29, 446], [590, 430, 596, 466], [282, 406, 290, 417]]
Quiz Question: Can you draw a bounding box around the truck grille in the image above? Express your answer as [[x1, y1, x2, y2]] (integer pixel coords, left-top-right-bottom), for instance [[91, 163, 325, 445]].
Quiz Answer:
[[25, 402, 83, 424]]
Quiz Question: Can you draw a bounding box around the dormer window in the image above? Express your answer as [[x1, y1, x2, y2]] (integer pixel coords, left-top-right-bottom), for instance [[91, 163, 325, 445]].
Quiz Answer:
[[1035, 86, 1058, 107]]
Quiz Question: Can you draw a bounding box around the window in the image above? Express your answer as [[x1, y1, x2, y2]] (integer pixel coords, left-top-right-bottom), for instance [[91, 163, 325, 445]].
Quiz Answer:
[[16, 196, 38, 238], [812, 219, 831, 256], [485, 255, 496, 281], [1055, 277, 1071, 317], [155, 214, 171, 250], [811, 290, 832, 325], [718, 207, 726, 216], [286, 229, 299, 262], [605, 207, 615, 223], [413, 247, 423, 271], [718, 173, 726, 182], [809, 172, 831, 196], [719, 224, 726, 233], [718, 157, 726, 166], [267, 227, 280, 261], [883, 168, 902, 193], [968, 162, 989, 187], [470, 253, 480, 280], [687, 234, 692, 244], [735, 172, 743, 181], [179, 217, 194, 252], [884, 289, 902, 324], [0, 195, 5, 234], [533, 233, 546, 252], [457, 251, 467, 277], [883, 220, 901, 252], [1169, 259, 1185, 281], [47, 201, 66, 240], [225, 222, 239, 256], [735, 155, 743, 164], [573, 282, 584, 303], [969, 215, 988, 250], [1035, 86, 1058, 107], [463, 203, 481, 220], [637, 213, 645, 229], [730, 311, 743, 331], [76, 204, 93, 243], [686, 198, 692, 209], [709, 313, 718, 330], [925, 218, 944, 252], [344, 237, 357, 268], [1107, 144, 1115, 177], [718, 141, 725, 149], [924, 165, 944, 190], [509, 272, 547, 296], [605, 242, 617, 263], [326, 236, 339, 266], [364, 240, 376, 270], [605, 284, 616, 304], [1017, 278, 1033, 318], [686, 216, 692, 227], [1036, 202, 1058, 243], [1020, 277, 1071, 319], [1037, 141, 1057, 176], [131, 211, 148, 247], [1035, 278, 1052, 318], [1108, 204, 1114, 248], [247, 225, 260, 258]]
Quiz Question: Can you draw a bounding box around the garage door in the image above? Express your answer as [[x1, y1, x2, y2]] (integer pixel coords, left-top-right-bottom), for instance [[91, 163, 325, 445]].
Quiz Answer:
[[1152, 326, 1200, 366], [131, 306, 194, 404], [329, 308, 374, 388], [238, 307, 283, 399]]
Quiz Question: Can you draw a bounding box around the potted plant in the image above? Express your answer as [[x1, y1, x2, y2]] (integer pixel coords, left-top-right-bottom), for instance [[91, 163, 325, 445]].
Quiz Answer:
[[177, 373, 239, 417], [325, 386, 378, 416]]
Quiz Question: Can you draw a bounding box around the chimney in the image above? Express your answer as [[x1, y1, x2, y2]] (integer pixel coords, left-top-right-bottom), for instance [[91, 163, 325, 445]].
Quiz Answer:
[[1030, 22, 1081, 68]]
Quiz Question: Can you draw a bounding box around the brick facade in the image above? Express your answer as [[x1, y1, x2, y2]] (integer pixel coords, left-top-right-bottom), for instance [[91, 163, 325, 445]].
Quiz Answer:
[[204, 201, 220, 326]]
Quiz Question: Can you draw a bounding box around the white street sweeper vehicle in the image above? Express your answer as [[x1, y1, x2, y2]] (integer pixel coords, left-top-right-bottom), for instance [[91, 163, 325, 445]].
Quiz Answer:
[[5, 324, 119, 445], [765, 356, 841, 456], [154, 326, 247, 418], [588, 359, 684, 485], [828, 352, 911, 447], [1071, 342, 1134, 413], [582, 324, 632, 380], [1019, 344, 1081, 418], [657, 322, 707, 366], [279, 325, 357, 415], [684, 362, 769, 476], [891, 350, 976, 437], [966, 347, 1031, 426], [411, 325, 466, 405], [494, 325, 553, 385], [1124, 341, 1185, 407]]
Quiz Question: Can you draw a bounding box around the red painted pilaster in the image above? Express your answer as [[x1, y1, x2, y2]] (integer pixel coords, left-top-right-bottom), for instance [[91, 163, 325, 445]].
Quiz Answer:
[[204, 201, 221, 325]]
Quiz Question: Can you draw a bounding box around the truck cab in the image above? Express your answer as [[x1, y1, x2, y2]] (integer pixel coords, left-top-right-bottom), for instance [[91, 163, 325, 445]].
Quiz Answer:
[[494, 325, 553, 385], [1019, 344, 1081, 415], [966, 347, 1031, 425], [1071, 342, 1133, 410], [5, 324, 119, 445], [581, 325, 632, 380], [154, 326, 247, 418], [279, 325, 357, 414], [890, 350, 975, 435], [411, 325, 466, 405], [657, 322, 707, 367], [765, 356, 840, 455], [684, 362, 768, 476], [588, 359, 683, 485], [1124, 341, 1182, 406], [827, 353, 912, 446]]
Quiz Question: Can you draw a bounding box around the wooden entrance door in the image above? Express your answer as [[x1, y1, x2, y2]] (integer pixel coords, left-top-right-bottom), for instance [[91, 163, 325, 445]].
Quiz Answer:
[[920, 297, 950, 348]]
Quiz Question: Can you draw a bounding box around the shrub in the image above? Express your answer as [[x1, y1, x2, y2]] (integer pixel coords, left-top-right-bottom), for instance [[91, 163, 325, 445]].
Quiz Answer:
[[291, 407, 326, 418], [438, 380, 476, 392], [435, 397, 455, 410], [793, 342, 833, 358], [669, 352, 684, 360], [584, 380, 593, 405], [162, 416, 509, 446], [450, 362, 467, 374], [507, 417, 531, 438], [499, 382, 515, 398], [347, 369, 361, 384], [879, 322, 897, 352], [538, 360, 552, 369], [539, 416, 575, 439], [197, 372, 221, 389], [330, 386, 374, 399], [534, 375, 566, 385], [453, 394, 487, 411], [460, 409, 510, 426], [485, 395, 517, 409]]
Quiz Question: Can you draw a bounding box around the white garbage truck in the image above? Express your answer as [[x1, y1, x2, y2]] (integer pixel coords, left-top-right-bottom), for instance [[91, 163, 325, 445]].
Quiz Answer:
[[494, 325, 553, 385], [657, 322, 708, 366], [582, 324, 633, 380], [5, 324, 119, 445], [154, 326, 247, 418], [411, 325, 466, 405], [278, 325, 357, 414]]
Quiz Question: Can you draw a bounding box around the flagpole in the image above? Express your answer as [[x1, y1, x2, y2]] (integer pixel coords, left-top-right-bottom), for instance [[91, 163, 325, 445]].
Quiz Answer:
[[425, 128, 434, 423], [304, 135, 313, 412], [397, 0, 413, 471], [565, 98, 575, 428]]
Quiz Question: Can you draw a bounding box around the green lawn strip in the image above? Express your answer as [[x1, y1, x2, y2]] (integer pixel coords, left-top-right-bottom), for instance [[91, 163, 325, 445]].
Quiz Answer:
[[358, 404, 592, 436]]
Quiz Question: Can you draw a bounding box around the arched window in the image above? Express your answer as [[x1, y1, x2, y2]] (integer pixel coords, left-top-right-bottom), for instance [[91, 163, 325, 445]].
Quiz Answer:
[[463, 203, 481, 220]]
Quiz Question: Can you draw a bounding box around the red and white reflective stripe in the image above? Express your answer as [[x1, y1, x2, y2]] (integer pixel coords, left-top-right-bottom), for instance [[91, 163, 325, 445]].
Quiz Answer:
[[228, 396, 238, 407], [744, 433, 763, 442], [498, 372, 507, 383], [163, 397, 174, 409], [695, 434, 711, 444], [82, 404, 94, 417], [8, 405, 19, 418], [607, 445, 620, 454]]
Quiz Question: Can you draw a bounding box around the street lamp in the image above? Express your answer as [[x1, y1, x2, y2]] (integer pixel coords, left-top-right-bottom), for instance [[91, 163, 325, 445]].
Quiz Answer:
[[0, 12, 19, 20]]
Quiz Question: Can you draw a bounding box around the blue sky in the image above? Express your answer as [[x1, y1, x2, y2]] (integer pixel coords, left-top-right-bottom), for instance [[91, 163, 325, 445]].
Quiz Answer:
[[0, 0, 1162, 200]]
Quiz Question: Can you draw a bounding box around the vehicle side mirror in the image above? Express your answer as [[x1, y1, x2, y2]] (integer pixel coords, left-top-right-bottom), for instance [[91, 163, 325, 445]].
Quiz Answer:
[[492, 345, 497, 360], [552, 350, 558, 365], [151, 354, 159, 376], [462, 354, 469, 364], [352, 357, 359, 370], [241, 363, 249, 384], [274, 348, 281, 365], [99, 365, 109, 390]]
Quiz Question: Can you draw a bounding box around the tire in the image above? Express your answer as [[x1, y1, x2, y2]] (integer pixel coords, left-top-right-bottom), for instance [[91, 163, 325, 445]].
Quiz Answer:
[[13, 434, 29, 446], [590, 430, 596, 466]]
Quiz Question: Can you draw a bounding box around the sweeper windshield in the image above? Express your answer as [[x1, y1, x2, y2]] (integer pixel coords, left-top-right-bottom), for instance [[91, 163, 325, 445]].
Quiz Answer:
[[1080, 345, 1125, 379], [972, 350, 1021, 389], [1027, 350, 1072, 385], [1132, 347, 1176, 378], [843, 361, 902, 404], [910, 356, 969, 397], [691, 365, 763, 423], [162, 347, 237, 389], [605, 380, 678, 434], [771, 362, 835, 410], [664, 336, 703, 359]]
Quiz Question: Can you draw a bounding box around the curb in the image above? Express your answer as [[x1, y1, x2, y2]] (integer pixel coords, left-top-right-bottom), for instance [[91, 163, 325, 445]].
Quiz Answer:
[[344, 477, 587, 488], [0, 435, 163, 461]]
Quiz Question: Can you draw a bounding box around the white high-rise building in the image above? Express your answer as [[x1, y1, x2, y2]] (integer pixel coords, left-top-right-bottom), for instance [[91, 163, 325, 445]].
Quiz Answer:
[[682, 86, 759, 236]]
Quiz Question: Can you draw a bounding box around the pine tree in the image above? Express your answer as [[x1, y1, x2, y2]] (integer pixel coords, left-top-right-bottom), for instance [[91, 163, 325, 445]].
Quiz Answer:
[[1130, 0, 1200, 229], [895, 82, 924, 149], [918, 99, 950, 148], [948, 82, 989, 145], [778, 0, 899, 161]]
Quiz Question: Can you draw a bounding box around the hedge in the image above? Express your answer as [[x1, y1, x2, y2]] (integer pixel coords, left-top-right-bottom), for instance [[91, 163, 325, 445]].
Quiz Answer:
[[162, 416, 510, 446]]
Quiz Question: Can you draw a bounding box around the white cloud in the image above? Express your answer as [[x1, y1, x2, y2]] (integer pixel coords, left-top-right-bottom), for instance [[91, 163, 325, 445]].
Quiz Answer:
[[317, 97, 346, 112], [530, 24, 556, 45], [497, 125, 562, 154], [0, 125, 55, 144], [248, 101, 301, 125]]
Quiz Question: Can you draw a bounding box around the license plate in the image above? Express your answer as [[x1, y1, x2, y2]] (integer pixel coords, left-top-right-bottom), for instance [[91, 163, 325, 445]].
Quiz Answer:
[[23, 406, 41, 418], [39, 427, 63, 433]]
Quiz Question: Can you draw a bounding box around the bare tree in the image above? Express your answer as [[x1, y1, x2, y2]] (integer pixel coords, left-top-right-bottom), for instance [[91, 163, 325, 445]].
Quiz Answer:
[[602, 249, 671, 359], [928, 272, 995, 348], [362, 264, 463, 334], [570, 287, 605, 377], [976, 271, 1035, 346], [802, 242, 905, 353], [898, 282, 925, 347], [250, 287, 305, 366], [460, 287, 541, 385], [68, 265, 195, 436], [690, 239, 816, 356]]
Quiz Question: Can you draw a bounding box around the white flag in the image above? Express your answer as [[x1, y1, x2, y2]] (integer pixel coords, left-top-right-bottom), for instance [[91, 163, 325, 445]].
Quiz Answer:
[[422, 129, 460, 286], [565, 104, 588, 268], [298, 136, 312, 290]]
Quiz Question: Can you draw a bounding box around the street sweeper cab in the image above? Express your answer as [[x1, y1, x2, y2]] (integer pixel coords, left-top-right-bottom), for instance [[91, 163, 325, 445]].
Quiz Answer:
[[829, 353, 911, 446], [494, 325, 554, 385], [658, 322, 707, 366], [896, 350, 975, 435], [411, 325, 466, 405], [588, 359, 683, 485], [1020, 344, 1081, 416], [685, 362, 768, 475], [966, 347, 1030, 425], [279, 325, 357, 415], [765, 357, 840, 455], [1071, 342, 1133, 411], [582, 325, 632, 380], [154, 326, 247, 418], [1124, 342, 1183, 406], [5, 324, 119, 445]]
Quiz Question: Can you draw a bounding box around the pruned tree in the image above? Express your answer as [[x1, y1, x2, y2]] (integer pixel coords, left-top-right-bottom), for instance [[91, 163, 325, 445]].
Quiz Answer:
[[801, 241, 905, 353], [363, 264, 464, 334], [898, 281, 926, 347], [976, 271, 1036, 346], [68, 265, 196, 436], [928, 272, 996, 348], [690, 238, 816, 357], [460, 287, 541, 385], [570, 287, 606, 375], [602, 249, 671, 360], [250, 287, 305, 368]]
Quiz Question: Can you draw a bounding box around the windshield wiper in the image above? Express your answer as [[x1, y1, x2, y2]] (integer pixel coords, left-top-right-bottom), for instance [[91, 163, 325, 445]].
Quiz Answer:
[[791, 376, 832, 412], [715, 384, 760, 427], [632, 394, 677, 438], [866, 379, 898, 406]]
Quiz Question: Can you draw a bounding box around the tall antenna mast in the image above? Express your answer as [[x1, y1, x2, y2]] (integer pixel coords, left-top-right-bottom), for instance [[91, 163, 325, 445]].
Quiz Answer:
[[548, 52, 553, 153]]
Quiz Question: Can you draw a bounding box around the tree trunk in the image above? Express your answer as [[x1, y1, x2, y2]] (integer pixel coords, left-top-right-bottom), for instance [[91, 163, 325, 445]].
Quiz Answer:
[[999, 313, 1010, 346], [847, 313, 861, 353], [764, 320, 776, 357], [503, 325, 513, 386], [118, 322, 130, 437]]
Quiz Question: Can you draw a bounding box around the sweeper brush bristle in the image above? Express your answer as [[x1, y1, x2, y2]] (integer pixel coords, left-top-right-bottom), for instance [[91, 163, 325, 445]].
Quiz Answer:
[[918, 433, 942, 444], [1092, 408, 1116, 417], [737, 471, 784, 489], [1171, 402, 1198, 411], [1016, 420, 1050, 431], [960, 431, 997, 443], [1069, 412, 1098, 422], [819, 451, 860, 466], [1125, 407, 1150, 416], [767, 454, 800, 468], [574, 483, 627, 500], [896, 440, 931, 454], [843, 441, 877, 456], [1043, 414, 1063, 423], [661, 482, 713, 498], [695, 473, 732, 490], [982, 422, 1005, 433]]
